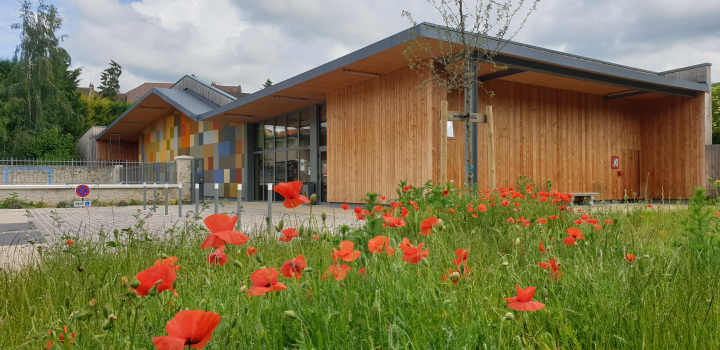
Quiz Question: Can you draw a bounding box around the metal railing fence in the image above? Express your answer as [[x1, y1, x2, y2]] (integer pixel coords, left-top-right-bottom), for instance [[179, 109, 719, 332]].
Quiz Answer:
[[0, 159, 177, 185]]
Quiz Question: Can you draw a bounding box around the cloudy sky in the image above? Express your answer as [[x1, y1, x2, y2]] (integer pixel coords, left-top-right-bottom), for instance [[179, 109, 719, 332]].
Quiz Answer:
[[0, 0, 717, 93]]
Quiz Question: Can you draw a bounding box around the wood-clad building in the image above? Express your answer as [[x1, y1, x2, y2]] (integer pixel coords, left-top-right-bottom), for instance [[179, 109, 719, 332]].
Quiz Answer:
[[97, 23, 712, 203]]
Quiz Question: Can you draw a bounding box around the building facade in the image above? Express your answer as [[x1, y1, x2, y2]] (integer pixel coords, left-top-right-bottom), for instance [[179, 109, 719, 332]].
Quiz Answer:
[[96, 23, 712, 203]]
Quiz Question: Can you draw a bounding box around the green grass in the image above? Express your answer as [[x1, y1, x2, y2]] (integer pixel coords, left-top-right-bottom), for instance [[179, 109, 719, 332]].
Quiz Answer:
[[1, 184, 720, 349]]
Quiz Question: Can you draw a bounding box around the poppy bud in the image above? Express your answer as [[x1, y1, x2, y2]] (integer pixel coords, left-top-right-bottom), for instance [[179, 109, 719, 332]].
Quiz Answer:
[[255, 253, 264, 264], [64, 297, 71, 308], [101, 317, 115, 330], [255, 324, 266, 339], [321, 211, 327, 222], [371, 299, 380, 313], [321, 228, 329, 240], [148, 285, 159, 297], [275, 225, 281, 232], [29, 306, 36, 317], [284, 310, 298, 319], [278, 220, 284, 230], [230, 316, 238, 328], [298, 225, 305, 237], [643, 255, 650, 259], [128, 279, 141, 289], [103, 306, 110, 318], [121, 276, 129, 287], [421, 257, 429, 267], [303, 267, 315, 274], [232, 260, 242, 268], [443, 299, 452, 306], [50, 344, 62, 350], [437, 219, 444, 229], [515, 238, 521, 245], [458, 263, 466, 275], [310, 194, 316, 205], [160, 252, 168, 259], [502, 312, 514, 321], [240, 285, 247, 293], [389, 237, 397, 248], [89, 299, 96, 307], [77, 266, 84, 272], [501, 261, 509, 267], [442, 226, 447, 231]]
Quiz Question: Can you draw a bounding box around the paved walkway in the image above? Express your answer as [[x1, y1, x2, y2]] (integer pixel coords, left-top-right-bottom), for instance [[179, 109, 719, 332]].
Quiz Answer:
[[27, 201, 358, 243]]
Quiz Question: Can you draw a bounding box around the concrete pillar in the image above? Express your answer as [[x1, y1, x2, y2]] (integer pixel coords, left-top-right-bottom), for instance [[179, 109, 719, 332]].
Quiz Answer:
[[175, 156, 192, 202]]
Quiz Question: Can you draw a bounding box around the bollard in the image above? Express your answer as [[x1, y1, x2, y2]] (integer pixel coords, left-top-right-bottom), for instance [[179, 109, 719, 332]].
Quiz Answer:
[[267, 183, 273, 234], [178, 183, 182, 218], [143, 182, 147, 210], [195, 183, 199, 216], [165, 183, 169, 215], [214, 183, 219, 214], [236, 184, 242, 230], [153, 183, 157, 212]]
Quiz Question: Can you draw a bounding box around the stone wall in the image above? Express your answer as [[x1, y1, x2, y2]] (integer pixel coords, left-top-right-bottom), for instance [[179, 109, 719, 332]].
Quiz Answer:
[[0, 184, 181, 206]]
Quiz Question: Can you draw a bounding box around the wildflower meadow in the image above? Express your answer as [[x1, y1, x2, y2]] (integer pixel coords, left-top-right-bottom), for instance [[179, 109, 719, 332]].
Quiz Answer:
[[2, 180, 720, 349]]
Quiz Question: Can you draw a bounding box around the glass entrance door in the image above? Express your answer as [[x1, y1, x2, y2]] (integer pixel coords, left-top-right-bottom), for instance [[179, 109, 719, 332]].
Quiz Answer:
[[320, 150, 327, 203]]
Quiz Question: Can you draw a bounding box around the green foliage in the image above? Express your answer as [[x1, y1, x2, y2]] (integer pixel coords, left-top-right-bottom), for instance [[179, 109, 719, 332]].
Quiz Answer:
[[679, 188, 720, 258], [98, 60, 122, 101], [0, 192, 46, 208], [25, 128, 78, 159], [79, 93, 132, 129], [263, 78, 273, 88]]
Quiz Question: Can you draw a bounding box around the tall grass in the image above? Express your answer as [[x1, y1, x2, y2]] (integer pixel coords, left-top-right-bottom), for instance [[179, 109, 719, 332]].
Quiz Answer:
[[1, 185, 719, 349]]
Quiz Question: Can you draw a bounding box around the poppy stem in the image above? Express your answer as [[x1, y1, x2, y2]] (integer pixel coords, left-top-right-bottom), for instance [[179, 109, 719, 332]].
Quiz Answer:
[[128, 303, 140, 350]]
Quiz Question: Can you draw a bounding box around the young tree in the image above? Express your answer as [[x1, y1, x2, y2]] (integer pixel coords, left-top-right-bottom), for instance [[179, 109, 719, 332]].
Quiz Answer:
[[712, 82, 719, 144], [402, 0, 539, 186], [99, 60, 122, 101], [263, 79, 273, 89]]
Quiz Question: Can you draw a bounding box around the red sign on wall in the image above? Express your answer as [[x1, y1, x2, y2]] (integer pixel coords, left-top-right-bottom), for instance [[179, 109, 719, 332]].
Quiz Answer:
[[611, 156, 619, 169]]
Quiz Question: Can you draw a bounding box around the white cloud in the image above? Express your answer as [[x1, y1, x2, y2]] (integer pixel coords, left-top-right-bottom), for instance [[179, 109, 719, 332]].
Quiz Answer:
[[0, 0, 716, 95]]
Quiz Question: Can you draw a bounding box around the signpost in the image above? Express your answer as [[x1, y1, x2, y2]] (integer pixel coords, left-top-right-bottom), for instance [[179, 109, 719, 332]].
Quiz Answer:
[[74, 184, 92, 207]]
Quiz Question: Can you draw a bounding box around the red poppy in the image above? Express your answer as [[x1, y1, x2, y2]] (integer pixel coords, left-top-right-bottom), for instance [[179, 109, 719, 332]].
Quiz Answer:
[[355, 213, 366, 220], [323, 264, 352, 281], [580, 214, 590, 221], [573, 219, 583, 225], [384, 216, 406, 228], [330, 241, 361, 263], [152, 310, 221, 350], [537, 261, 551, 269], [274, 181, 311, 208], [281, 254, 307, 279], [477, 204, 487, 212], [246, 246, 257, 256], [501, 200, 510, 207], [505, 218, 515, 223], [132, 264, 178, 297], [441, 270, 461, 284], [398, 238, 429, 264], [605, 219, 614, 225], [206, 247, 228, 266], [154, 256, 180, 271], [537, 218, 547, 225], [46, 325, 76, 349], [400, 207, 409, 218], [279, 228, 299, 242], [448, 209, 456, 214], [472, 213, 478, 218], [374, 205, 384, 212], [381, 196, 386, 200], [354, 206, 363, 214], [419, 216, 439, 236], [442, 190, 449, 197], [403, 186, 410, 192], [65, 240, 74, 246], [341, 204, 349, 210], [539, 242, 547, 253], [550, 258, 561, 280], [200, 214, 249, 249], [368, 235, 395, 256], [504, 285, 545, 312], [648, 205, 653, 208], [453, 248, 469, 273], [625, 253, 636, 262], [549, 215, 558, 220], [358, 267, 366, 277], [248, 268, 287, 296]]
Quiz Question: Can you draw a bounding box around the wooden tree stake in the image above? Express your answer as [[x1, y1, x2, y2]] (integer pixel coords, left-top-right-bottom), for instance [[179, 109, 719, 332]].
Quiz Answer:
[[487, 105, 496, 190], [440, 101, 448, 185]]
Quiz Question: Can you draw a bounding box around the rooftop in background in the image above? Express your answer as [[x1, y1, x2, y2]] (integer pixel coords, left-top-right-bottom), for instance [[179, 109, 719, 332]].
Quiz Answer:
[[210, 82, 247, 99], [126, 82, 173, 103]]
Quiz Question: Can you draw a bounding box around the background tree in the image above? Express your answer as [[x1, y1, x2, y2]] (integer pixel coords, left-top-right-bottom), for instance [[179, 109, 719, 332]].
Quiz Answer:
[[98, 60, 121, 100], [2, 0, 82, 158], [403, 0, 539, 185], [263, 79, 273, 89]]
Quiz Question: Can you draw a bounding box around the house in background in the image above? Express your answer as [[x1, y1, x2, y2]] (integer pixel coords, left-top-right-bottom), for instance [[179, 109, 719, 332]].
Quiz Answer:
[[76, 83, 129, 102], [126, 83, 173, 103], [94, 23, 712, 203]]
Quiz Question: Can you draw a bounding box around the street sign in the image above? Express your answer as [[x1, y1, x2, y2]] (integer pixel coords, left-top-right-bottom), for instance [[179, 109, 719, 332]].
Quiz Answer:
[[75, 184, 90, 198], [74, 201, 92, 207]]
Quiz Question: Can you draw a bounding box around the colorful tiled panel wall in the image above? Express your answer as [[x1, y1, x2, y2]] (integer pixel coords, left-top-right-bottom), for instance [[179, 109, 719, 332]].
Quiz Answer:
[[139, 113, 245, 198]]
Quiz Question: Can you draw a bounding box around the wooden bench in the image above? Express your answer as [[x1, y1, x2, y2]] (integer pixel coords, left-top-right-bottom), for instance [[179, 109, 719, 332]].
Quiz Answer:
[[570, 192, 600, 206]]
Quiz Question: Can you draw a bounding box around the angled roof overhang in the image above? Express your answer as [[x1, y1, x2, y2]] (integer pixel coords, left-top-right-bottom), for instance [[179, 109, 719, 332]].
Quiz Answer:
[[95, 88, 217, 141], [202, 22, 710, 124]]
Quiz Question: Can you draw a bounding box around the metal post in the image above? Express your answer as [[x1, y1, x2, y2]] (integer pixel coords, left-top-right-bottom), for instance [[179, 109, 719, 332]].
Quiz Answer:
[[237, 184, 242, 230], [165, 183, 169, 215], [178, 184, 183, 218], [143, 182, 147, 210], [214, 183, 219, 214], [153, 183, 157, 212], [195, 183, 199, 215], [267, 183, 273, 234]]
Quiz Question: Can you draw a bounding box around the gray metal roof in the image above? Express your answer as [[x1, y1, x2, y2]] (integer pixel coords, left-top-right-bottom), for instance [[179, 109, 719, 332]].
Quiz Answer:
[[200, 22, 710, 121]]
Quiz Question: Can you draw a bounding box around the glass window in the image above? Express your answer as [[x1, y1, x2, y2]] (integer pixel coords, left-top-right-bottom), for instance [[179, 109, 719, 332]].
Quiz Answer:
[[299, 149, 310, 183], [275, 116, 286, 149], [319, 104, 327, 147], [287, 150, 298, 182], [287, 112, 299, 148], [254, 154, 265, 200], [264, 153, 274, 191], [264, 120, 274, 150], [255, 124, 264, 152], [299, 108, 311, 147], [275, 151, 287, 184]]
